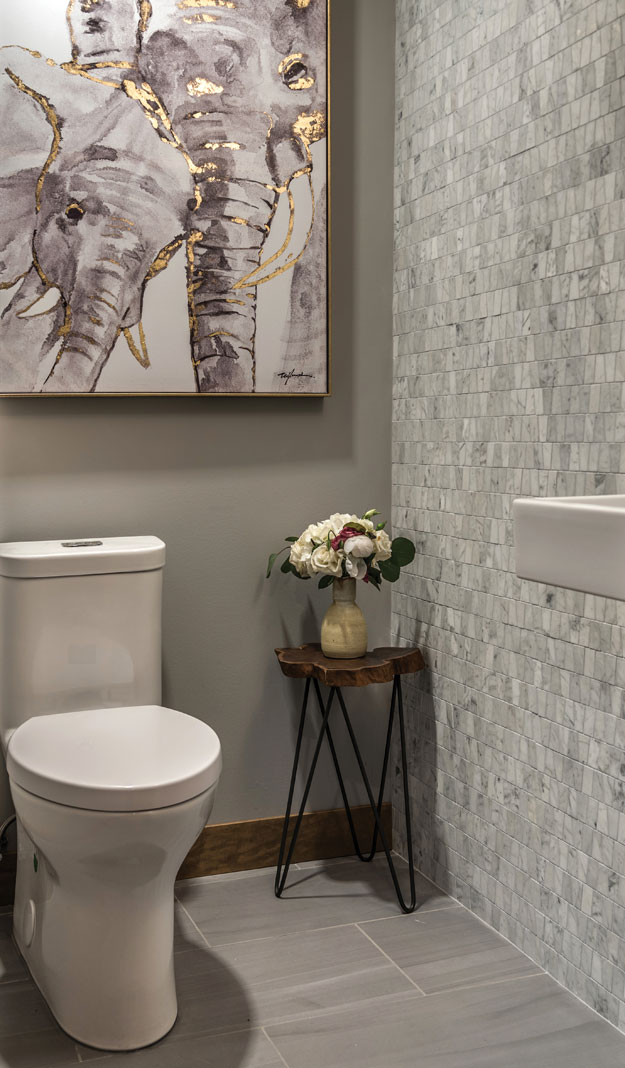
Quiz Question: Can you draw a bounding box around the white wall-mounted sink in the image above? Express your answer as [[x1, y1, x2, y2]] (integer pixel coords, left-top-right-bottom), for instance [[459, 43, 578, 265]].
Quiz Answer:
[[513, 495, 625, 600]]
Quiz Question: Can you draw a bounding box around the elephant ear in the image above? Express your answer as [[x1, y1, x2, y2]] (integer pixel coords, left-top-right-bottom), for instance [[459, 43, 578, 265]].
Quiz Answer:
[[0, 47, 121, 289], [0, 53, 55, 287]]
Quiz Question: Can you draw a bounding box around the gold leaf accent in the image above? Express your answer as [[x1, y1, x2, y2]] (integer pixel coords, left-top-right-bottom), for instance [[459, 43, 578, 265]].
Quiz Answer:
[[183, 13, 218, 22], [186, 230, 204, 351], [177, 0, 234, 6], [187, 77, 224, 96], [236, 171, 316, 288], [145, 236, 185, 281], [15, 288, 62, 319], [109, 215, 135, 228], [138, 0, 153, 34], [66, 0, 78, 61], [279, 54, 315, 91], [293, 110, 326, 146], [58, 305, 72, 339], [123, 79, 176, 135], [202, 141, 241, 150], [6, 70, 61, 213], [89, 294, 117, 312], [279, 52, 304, 75], [123, 324, 150, 368], [0, 269, 29, 292], [286, 75, 315, 91], [61, 61, 122, 88], [233, 189, 295, 290]]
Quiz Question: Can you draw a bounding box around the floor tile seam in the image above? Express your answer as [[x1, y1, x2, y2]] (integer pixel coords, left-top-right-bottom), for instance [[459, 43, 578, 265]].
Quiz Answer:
[[354, 922, 426, 996], [192, 920, 374, 951], [264, 988, 426, 1036], [174, 897, 213, 950], [418, 974, 555, 1003], [420, 967, 547, 999], [358, 902, 462, 927], [261, 1026, 291, 1068]]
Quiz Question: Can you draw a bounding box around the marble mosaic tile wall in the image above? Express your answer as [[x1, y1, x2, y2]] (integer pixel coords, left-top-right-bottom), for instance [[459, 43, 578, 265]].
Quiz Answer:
[[392, 0, 625, 1031]]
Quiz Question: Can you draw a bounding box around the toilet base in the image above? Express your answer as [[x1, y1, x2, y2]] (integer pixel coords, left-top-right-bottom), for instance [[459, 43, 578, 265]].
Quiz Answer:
[[11, 781, 216, 1051]]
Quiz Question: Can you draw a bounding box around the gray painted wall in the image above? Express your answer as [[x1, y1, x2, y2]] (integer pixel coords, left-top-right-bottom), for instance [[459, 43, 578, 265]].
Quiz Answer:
[[393, 0, 625, 1034], [0, 0, 395, 825]]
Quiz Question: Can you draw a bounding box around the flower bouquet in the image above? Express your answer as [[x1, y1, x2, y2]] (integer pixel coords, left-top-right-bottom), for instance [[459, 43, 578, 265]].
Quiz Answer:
[[267, 510, 415, 659]]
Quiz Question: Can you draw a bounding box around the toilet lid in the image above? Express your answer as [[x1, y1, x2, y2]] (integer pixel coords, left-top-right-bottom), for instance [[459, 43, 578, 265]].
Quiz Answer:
[[7, 706, 222, 812]]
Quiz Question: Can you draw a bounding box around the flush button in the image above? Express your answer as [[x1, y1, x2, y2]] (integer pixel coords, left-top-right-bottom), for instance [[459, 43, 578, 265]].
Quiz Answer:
[[61, 540, 103, 548], [23, 900, 36, 947]]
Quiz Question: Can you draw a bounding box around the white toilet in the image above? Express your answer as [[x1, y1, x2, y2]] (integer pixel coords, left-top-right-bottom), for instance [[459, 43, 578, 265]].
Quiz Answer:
[[0, 536, 222, 1051]]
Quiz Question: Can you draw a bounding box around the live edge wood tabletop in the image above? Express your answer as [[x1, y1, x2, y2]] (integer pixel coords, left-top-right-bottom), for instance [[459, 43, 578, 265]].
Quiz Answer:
[[274, 643, 425, 688], [273, 642, 426, 914]]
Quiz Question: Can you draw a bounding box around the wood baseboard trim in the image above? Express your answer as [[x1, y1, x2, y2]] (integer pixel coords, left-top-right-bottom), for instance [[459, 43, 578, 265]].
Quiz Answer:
[[0, 804, 392, 905], [177, 803, 393, 880]]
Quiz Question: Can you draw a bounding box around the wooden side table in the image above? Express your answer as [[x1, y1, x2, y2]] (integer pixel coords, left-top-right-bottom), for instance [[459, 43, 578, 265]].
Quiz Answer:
[[274, 643, 425, 913]]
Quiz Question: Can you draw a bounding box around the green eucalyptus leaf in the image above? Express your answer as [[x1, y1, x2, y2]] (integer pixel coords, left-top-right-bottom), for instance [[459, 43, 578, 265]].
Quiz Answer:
[[379, 558, 401, 582], [266, 544, 290, 578], [390, 537, 416, 567], [280, 557, 294, 574], [318, 575, 334, 589], [285, 536, 298, 543]]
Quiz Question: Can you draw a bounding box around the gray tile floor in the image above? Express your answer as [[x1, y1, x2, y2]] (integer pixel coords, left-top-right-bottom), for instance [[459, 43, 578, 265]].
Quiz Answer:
[[2, 856, 625, 1067]]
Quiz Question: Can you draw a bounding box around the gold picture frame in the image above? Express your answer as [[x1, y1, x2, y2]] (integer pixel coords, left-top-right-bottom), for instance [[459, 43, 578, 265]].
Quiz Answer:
[[0, 0, 331, 397]]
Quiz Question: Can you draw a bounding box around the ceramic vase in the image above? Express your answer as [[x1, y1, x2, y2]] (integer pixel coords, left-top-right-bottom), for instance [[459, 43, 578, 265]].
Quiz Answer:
[[320, 578, 368, 659]]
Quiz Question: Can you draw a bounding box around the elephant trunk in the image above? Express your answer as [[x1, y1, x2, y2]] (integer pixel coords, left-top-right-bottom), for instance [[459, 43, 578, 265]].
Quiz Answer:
[[189, 176, 276, 393], [42, 272, 127, 393]]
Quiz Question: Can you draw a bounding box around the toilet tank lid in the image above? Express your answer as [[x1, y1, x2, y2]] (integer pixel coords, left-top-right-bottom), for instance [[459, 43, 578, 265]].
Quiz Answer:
[[0, 536, 166, 578]]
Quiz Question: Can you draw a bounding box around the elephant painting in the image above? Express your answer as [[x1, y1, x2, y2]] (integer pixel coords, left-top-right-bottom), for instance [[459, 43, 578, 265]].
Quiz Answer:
[[0, 0, 328, 394]]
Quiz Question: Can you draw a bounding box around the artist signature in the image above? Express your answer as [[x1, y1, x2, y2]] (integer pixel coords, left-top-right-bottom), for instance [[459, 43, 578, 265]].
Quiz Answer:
[[278, 369, 314, 383]]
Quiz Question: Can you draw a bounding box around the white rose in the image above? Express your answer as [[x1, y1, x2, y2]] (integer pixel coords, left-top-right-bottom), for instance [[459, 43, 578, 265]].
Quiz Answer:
[[289, 537, 313, 577], [310, 544, 344, 577], [328, 513, 355, 534], [373, 530, 393, 563], [343, 535, 374, 558], [345, 555, 367, 580], [307, 520, 334, 543]]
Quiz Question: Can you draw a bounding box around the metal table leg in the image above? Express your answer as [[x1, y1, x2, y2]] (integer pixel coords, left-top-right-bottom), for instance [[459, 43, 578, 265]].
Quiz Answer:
[[275, 674, 416, 913]]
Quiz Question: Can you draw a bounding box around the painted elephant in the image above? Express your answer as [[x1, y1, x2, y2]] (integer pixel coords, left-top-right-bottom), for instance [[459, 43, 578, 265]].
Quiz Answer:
[[0, 46, 194, 392], [64, 0, 327, 393], [138, 0, 327, 392], [1, 0, 327, 393]]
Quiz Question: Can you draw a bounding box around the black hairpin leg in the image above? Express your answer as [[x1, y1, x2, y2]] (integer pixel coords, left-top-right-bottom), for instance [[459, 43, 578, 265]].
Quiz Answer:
[[275, 673, 416, 914], [275, 679, 336, 897]]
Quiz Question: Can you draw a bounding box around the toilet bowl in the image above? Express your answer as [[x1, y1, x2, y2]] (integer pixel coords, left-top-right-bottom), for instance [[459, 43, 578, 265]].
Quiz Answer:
[[7, 704, 221, 1051], [0, 536, 223, 1050]]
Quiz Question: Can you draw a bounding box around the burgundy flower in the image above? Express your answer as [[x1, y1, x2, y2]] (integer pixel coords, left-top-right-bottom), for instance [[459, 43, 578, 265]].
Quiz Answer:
[[331, 526, 362, 551]]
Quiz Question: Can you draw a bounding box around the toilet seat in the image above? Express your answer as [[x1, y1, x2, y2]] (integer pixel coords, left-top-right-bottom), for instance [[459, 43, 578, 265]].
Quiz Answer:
[[7, 705, 222, 812]]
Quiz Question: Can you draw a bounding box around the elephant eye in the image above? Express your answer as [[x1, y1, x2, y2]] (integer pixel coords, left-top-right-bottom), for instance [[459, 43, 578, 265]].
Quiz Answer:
[[65, 203, 85, 222], [280, 55, 315, 91]]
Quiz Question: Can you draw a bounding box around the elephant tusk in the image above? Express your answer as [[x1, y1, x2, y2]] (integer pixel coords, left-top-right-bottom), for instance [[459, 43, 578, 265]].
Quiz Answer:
[[233, 171, 316, 290], [123, 324, 151, 368], [15, 286, 62, 318]]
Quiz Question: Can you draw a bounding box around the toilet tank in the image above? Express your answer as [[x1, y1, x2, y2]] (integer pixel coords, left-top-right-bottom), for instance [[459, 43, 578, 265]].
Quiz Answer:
[[0, 536, 166, 739]]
